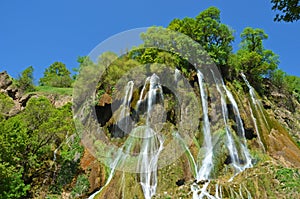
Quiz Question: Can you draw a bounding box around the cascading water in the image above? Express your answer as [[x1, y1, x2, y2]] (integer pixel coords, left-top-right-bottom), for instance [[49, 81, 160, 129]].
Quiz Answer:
[[90, 75, 165, 199], [223, 83, 252, 170], [241, 74, 269, 128], [175, 69, 253, 199], [211, 70, 253, 177], [212, 72, 242, 173], [187, 70, 217, 199], [196, 70, 213, 181], [138, 74, 164, 199], [241, 73, 266, 152], [89, 81, 136, 199], [173, 132, 198, 177], [88, 147, 126, 199], [90, 70, 257, 199], [174, 68, 181, 83], [137, 77, 150, 107], [117, 81, 134, 135]]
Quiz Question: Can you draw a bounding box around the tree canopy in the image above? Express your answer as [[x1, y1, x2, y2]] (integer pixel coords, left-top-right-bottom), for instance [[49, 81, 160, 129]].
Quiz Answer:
[[229, 27, 279, 87], [168, 7, 234, 67], [16, 66, 35, 93], [0, 97, 75, 198], [271, 0, 300, 22], [39, 62, 72, 87]]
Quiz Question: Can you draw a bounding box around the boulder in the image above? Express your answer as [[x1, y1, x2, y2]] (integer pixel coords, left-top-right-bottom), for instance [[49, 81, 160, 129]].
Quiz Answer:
[[0, 71, 12, 90]]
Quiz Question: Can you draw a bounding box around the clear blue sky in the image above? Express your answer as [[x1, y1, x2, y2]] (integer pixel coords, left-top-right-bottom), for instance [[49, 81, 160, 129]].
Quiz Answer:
[[0, 0, 299, 83]]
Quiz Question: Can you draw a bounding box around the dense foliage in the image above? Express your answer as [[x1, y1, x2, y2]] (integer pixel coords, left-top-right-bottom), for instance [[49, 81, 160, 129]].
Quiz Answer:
[[16, 66, 35, 93], [39, 62, 72, 87], [168, 7, 234, 67], [229, 27, 279, 89], [0, 97, 76, 198], [0, 92, 14, 121], [270, 69, 300, 101], [271, 0, 300, 22]]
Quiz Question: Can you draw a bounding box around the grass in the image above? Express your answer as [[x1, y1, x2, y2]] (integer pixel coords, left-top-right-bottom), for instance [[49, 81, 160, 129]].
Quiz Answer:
[[33, 86, 73, 96]]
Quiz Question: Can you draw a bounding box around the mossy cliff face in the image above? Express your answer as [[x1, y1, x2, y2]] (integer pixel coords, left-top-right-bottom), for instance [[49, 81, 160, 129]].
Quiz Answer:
[[87, 76, 300, 199], [227, 82, 300, 167], [2, 69, 298, 198]]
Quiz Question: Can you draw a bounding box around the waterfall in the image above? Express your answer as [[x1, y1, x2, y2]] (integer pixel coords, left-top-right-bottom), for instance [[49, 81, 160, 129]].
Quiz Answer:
[[88, 147, 126, 199], [223, 85, 252, 170], [89, 70, 258, 199], [174, 68, 181, 83], [241, 74, 269, 128], [137, 77, 150, 108], [215, 184, 223, 199], [211, 70, 247, 175], [174, 132, 198, 177], [89, 81, 136, 199], [196, 70, 213, 181], [90, 75, 164, 199], [187, 70, 215, 199], [209, 72, 253, 178], [241, 73, 266, 152], [116, 81, 134, 135], [138, 74, 164, 199]]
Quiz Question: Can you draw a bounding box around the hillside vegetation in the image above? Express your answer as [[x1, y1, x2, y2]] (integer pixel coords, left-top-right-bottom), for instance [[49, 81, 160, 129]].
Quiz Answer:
[[0, 6, 300, 199]]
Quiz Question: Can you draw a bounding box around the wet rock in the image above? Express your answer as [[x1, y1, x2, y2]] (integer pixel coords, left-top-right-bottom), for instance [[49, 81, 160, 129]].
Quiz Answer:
[[224, 155, 232, 165], [194, 179, 209, 185], [244, 127, 257, 140], [176, 179, 185, 186]]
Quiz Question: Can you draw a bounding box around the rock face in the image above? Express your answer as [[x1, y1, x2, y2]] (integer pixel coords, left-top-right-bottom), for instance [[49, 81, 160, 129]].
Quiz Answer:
[[88, 78, 300, 199], [47, 94, 73, 108], [95, 93, 113, 126], [0, 71, 73, 117], [0, 71, 12, 90], [262, 83, 300, 154], [0, 71, 24, 116]]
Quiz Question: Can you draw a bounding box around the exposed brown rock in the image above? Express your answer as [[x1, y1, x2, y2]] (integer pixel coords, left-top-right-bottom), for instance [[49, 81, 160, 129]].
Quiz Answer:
[[98, 93, 112, 106], [268, 128, 300, 167], [80, 148, 106, 194], [19, 93, 36, 107], [6, 85, 20, 100], [47, 94, 72, 108], [0, 71, 12, 90]]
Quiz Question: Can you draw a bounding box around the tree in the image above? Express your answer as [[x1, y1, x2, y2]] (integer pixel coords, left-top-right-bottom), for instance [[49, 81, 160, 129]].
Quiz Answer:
[[0, 161, 29, 199], [240, 28, 268, 52], [0, 97, 75, 197], [168, 7, 234, 69], [271, 0, 300, 22], [231, 27, 279, 87], [16, 66, 35, 93], [39, 62, 72, 87], [270, 69, 287, 88], [270, 69, 300, 102]]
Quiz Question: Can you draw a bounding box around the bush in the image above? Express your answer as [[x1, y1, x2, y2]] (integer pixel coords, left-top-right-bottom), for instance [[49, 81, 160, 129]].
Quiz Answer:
[[16, 66, 35, 93]]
